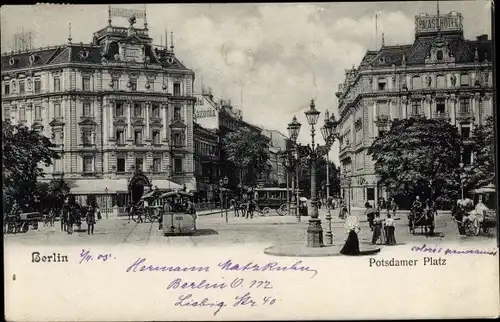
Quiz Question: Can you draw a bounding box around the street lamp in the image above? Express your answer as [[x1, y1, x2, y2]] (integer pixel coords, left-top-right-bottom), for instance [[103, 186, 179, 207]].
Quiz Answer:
[[219, 176, 229, 223], [320, 109, 338, 245], [287, 116, 302, 223], [459, 160, 465, 200], [104, 187, 109, 220], [342, 174, 352, 215]]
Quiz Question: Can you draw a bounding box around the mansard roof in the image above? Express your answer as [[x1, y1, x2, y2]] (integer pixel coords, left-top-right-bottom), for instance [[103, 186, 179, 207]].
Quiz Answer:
[[367, 33, 491, 68], [1, 27, 191, 72]]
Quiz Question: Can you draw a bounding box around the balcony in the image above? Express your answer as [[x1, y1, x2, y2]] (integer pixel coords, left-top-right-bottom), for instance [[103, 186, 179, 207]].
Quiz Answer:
[[456, 110, 473, 119], [409, 111, 425, 118], [433, 112, 450, 120], [374, 114, 390, 126]]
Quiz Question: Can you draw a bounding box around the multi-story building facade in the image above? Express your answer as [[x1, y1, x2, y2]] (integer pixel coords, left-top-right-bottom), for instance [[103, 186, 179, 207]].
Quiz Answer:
[[1, 16, 196, 214], [262, 129, 288, 187], [193, 122, 218, 201], [336, 11, 493, 208], [194, 88, 270, 190]]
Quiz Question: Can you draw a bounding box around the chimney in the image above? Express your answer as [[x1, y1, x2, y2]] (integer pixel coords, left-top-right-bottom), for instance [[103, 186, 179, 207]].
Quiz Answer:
[[476, 34, 488, 41]]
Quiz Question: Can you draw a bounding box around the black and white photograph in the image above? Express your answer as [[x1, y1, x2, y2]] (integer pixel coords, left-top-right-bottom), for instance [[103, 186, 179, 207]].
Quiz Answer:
[[2, 2, 498, 320]]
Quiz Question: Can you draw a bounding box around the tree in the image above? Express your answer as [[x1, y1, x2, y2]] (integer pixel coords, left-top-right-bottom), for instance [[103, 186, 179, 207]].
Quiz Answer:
[[367, 117, 463, 208], [468, 115, 495, 189], [296, 154, 340, 199], [221, 128, 270, 186], [2, 120, 60, 212]]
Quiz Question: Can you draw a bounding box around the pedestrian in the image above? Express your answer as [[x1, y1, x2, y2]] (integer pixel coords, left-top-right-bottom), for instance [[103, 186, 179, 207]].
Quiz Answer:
[[86, 205, 96, 235], [186, 198, 197, 232], [371, 212, 384, 245], [318, 199, 322, 210], [364, 202, 375, 231], [384, 213, 396, 245], [340, 214, 361, 256], [95, 206, 102, 221]]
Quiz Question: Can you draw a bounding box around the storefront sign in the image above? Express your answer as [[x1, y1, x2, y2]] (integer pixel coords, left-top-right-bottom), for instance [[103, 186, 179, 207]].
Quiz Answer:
[[195, 108, 217, 119], [415, 13, 463, 34], [194, 105, 218, 129]]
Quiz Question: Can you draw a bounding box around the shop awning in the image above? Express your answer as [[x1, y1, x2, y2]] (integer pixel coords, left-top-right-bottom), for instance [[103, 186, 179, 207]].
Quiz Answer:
[[67, 179, 128, 194], [150, 180, 183, 190]]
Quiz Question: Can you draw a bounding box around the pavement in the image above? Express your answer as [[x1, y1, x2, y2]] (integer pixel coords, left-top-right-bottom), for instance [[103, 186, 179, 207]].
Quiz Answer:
[[4, 207, 496, 248]]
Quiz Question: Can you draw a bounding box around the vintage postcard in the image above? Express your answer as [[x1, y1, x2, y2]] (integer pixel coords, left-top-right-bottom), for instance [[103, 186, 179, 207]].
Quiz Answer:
[[2, 2, 499, 321]]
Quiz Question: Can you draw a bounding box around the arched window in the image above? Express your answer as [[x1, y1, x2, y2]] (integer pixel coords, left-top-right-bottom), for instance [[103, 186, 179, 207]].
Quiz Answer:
[[412, 76, 422, 90], [436, 75, 446, 88], [460, 73, 470, 86]]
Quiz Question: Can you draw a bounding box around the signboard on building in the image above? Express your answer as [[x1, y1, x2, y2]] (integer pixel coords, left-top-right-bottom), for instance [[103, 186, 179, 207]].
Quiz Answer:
[[194, 99, 219, 130], [415, 12, 463, 34]]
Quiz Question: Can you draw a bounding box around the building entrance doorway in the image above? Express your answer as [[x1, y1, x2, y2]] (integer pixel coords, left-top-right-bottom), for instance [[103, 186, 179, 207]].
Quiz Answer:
[[128, 171, 151, 204]]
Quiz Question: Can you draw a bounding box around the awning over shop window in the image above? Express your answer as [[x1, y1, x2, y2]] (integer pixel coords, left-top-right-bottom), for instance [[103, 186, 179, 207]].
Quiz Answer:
[[68, 179, 128, 194], [150, 180, 183, 190]]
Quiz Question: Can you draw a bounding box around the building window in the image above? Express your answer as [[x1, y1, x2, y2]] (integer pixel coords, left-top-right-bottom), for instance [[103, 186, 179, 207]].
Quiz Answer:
[[173, 83, 181, 96], [436, 99, 446, 114], [134, 129, 143, 145], [411, 76, 422, 90], [34, 105, 42, 120], [411, 100, 422, 115], [83, 156, 94, 173], [34, 79, 41, 94], [367, 188, 375, 201], [378, 130, 386, 137], [112, 77, 120, 90], [377, 78, 386, 91], [54, 77, 61, 92], [53, 158, 63, 173], [19, 106, 26, 121], [436, 75, 446, 88], [153, 157, 161, 172], [174, 105, 181, 120], [117, 157, 126, 173], [174, 158, 183, 173], [115, 102, 124, 117], [152, 130, 160, 145], [54, 131, 62, 145], [54, 103, 62, 118], [152, 104, 160, 118], [460, 74, 470, 87], [116, 129, 125, 145], [82, 77, 91, 91], [83, 102, 92, 117], [173, 132, 183, 146], [82, 130, 93, 145], [134, 103, 142, 117], [130, 79, 137, 91], [135, 158, 144, 171], [462, 146, 472, 165], [19, 81, 25, 95], [461, 126, 471, 139], [459, 98, 470, 113], [4, 83, 10, 95]]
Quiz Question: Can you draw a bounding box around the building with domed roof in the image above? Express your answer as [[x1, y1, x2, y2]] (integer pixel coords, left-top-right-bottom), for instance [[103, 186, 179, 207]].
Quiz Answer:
[[1, 10, 196, 216], [336, 10, 493, 208]]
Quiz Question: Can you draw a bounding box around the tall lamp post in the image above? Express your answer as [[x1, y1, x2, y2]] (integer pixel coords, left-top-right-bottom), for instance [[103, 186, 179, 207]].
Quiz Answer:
[[287, 116, 302, 223], [459, 161, 465, 200], [343, 174, 352, 215], [219, 176, 229, 223], [302, 99, 338, 247], [320, 110, 338, 246], [104, 187, 109, 220]]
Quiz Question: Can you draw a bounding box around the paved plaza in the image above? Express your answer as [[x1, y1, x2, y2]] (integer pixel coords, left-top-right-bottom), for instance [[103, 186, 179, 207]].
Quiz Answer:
[[4, 208, 496, 247]]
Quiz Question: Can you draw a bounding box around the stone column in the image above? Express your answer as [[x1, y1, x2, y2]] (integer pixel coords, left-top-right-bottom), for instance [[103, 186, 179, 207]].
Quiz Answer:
[[402, 97, 408, 119], [449, 96, 456, 126], [109, 99, 115, 140], [162, 103, 168, 141], [145, 101, 151, 140], [373, 101, 378, 137], [127, 100, 132, 140], [389, 99, 393, 120]]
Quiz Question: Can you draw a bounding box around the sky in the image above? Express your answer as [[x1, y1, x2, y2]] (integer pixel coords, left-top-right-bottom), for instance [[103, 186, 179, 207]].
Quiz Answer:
[[1, 2, 492, 165]]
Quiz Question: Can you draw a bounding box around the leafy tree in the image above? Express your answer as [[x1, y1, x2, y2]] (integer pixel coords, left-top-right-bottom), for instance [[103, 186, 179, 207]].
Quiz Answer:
[[296, 154, 340, 199], [2, 120, 60, 212], [468, 115, 495, 189], [367, 117, 463, 208], [221, 128, 270, 187]]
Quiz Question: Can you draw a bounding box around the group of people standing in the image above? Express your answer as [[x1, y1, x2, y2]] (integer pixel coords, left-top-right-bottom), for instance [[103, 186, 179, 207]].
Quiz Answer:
[[61, 197, 101, 235]]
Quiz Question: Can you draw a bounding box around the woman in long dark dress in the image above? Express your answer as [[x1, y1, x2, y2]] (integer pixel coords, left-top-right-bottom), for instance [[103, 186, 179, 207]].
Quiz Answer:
[[340, 215, 361, 256]]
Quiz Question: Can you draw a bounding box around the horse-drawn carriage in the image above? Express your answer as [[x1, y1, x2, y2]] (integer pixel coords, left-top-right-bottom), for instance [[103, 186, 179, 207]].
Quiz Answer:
[[158, 191, 197, 235], [4, 212, 42, 234], [408, 206, 436, 235], [453, 197, 496, 236]]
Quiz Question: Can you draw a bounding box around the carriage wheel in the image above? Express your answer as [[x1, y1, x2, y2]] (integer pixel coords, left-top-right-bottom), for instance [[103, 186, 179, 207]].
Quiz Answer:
[[33, 222, 38, 230], [262, 207, 271, 215], [464, 220, 476, 236], [22, 223, 29, 233], [7, 223, 14, 234], [473, 220, 480, 236], [277, 204, 287, 216]]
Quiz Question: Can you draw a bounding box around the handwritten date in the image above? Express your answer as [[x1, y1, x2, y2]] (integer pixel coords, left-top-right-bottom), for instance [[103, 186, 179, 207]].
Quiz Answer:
[[79, 249, 114, 264]]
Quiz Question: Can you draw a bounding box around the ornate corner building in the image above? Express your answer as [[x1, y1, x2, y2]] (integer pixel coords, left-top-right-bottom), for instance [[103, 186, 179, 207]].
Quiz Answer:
[[335, 11, 493, 208], [1, 16, 197, 208]]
